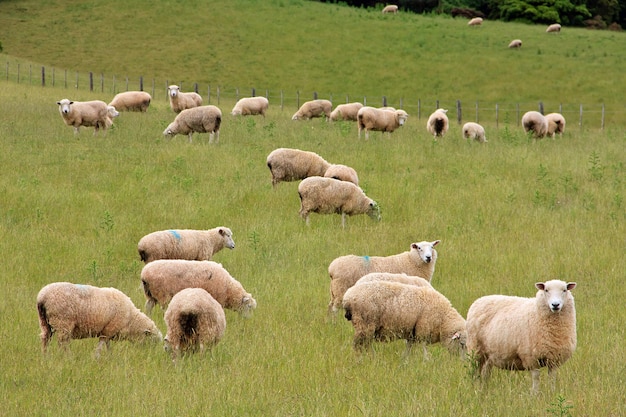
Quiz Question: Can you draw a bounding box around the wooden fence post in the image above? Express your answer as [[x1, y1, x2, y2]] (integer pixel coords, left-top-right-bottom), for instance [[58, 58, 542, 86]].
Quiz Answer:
[[41, 66, 45, 87], [475, 100, 479, 123], [89, 72, 93, 92], [495, 103, 499, 128], [100, 73, 104, 93], [456, 100, 462, 124], [579, 104, 583, 128], [538, 101, 544, 114], [140, 76, 144, 92], [601, 103, 605, 130]]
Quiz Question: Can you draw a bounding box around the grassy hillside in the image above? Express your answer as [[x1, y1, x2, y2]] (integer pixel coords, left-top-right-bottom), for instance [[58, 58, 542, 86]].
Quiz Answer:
[[1, 0, 626, 124], [0, 76, 625, 416]]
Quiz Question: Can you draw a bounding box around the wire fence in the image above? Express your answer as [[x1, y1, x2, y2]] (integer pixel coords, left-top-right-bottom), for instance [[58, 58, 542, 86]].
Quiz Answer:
[[4, 61, 620, 129]]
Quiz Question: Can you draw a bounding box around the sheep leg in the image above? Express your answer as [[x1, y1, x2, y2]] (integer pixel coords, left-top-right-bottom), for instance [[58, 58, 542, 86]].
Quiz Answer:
[[145, 299, 155, 316], [95, 337, 110, 358], [341, 213, 346, 229], [187, 133, 193, 143], [530, 369, 541, 393]]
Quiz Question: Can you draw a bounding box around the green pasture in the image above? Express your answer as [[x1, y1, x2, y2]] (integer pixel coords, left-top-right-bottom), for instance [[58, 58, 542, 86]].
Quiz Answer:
[[0, 79, 624, 416], [0, 0, 625, 415]]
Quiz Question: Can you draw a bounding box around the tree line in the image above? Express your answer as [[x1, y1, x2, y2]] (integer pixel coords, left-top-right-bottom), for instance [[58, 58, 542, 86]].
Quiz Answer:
[[317, 0, 625, 30]]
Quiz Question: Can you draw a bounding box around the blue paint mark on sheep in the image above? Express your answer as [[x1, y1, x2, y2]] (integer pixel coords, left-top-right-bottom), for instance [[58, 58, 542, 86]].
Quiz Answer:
[[168, 230, 182, 241], [362, 256, 370, 265]]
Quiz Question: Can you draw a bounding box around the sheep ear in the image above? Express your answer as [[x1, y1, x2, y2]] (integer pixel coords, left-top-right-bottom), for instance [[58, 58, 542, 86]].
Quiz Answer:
[[535, 282, 545, 290], [411, 243, 418, 250], [451, 332, 461, 340], [56, 101, 61, 105], [432, 240, 441, 247], [567, 282, 577, 291], [218, 228, 226, 236]]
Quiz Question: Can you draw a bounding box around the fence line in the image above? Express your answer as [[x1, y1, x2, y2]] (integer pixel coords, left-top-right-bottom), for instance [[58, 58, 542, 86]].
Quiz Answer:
[[2, 61, 616, 129]]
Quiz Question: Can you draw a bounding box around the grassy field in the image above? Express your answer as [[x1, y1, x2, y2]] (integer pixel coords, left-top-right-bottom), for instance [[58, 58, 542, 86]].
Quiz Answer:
[[0, 1, 625, 416], [0, 79, 624, 416]]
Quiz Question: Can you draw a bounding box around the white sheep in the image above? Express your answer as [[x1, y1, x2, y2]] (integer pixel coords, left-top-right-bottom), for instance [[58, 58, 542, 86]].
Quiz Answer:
[[466, 280, 577, 392], [426, 108, 449, 138], [37, 282, 162, 356], [291, 99, 332, 120], [356, 106, 409, 139], [355, 272, 432, 288], [163, 105, 222, 143], [164, 288, 226, 360], [297, 176, 381, 228], [329, 102, 364, 122], [468, 17, 483, 26], [462, 122, 487, 143], [545, 113, 566, 138], [327, 240, 440, 315], [56, 99, 110, 136], [522, 110, 548, 138], [382, 5, 398, 14], [231, 96, 269, 117], [137, 227, 235, 264], [546, 23, 561, 33], [323, 164, 359, 186], [266, 148, 331, 187], [167, 84, 203, 113], [508, 39, 523, 49], [141, 259, 257, 317], [105, 105, 120, 130], [343, 281, 466, 357], [108, 91, 151, 112]]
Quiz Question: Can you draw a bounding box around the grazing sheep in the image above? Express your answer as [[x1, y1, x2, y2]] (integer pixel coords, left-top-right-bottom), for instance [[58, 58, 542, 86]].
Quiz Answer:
[[466, 280, 577, 393], [137, 227, 235, 264], [355, 272, 432, 288], [298, 176, 381, 228], [141, 259, 257, 317], [328, 240, 440, 315], [108, 91, 151, 112], [231, 96, 269, 117], [545, 113, 566, 138], [522, 111, 548, 138], [546, 23, 561, 33], [266, 148, 331, 187], [37, 282, 162, 356], [343, 282, 466, 357], [382, 5, 398, 14], [163, 105, 222, 143], [323, 164, 359, 186], [164, 288, 226, 360], [329, 102, 364, 121], [426, 108, 449, 138], [468, 17, 483, 26], [56, 99, 110, 136], [357, 106, 409, 139], [167, 84, 203, 113], [291, 99, 332, 120], [508, 39, 523, 49], [105, 105, 120, 130], [462, 122, 487, 143]]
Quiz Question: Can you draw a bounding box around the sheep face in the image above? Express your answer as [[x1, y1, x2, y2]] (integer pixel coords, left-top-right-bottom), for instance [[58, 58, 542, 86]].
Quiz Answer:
[[396, 110, 409, 126], [168, 85, 180, 98], [219, 228, 236, 249], [536, 280, 576, 312], [411, 240, 440, 263], [163, 123, 177, 138], [239, 295, 257, 318], [367, 201, 382, 222], [57, 99, 74, 114]]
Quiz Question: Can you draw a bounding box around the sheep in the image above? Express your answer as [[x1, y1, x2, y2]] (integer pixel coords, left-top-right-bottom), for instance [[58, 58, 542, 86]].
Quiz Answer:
[[356, 106, 409, 139], [137, 227, 235, 264], [297, 176, 381, 228], [466, 280, 577, 393], [37, 282, 162, 357], [105, 105, 120, 130], [545, 113, 566, 138], [522, 111, 548, 138], [355, 272, 432, 288], [462, 122, 487, 143], [291, 99, 332, 120], [266, 148, 331, 187], [323, 164, 359, 186], [329, 102, 364, 122], [56, 99, 110, 136], [342, 281, 466, 358], [167, 84, 203, 113], [163, 105, 222, 143], [327, 240, 440, 315], [508, 39, 523, 49], [164, 288, 226, 360], [231, 96, 269, 117], [468, 17, 483, 26], [546, 23, 561, 33], [141, 259, 257, 317], [426, 108, 449, 138], [108, 91, 151, 112], [382, 5, 398, 14]]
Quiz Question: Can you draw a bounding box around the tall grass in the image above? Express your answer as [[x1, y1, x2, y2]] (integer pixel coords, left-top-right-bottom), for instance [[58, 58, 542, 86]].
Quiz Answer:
[[0, 78, 624, 416]]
